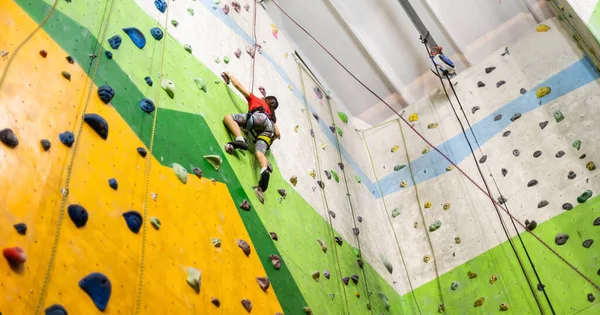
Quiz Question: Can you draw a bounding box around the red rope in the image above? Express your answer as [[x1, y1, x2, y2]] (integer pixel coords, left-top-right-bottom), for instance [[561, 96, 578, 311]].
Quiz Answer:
[[249, 0, 258, 93], [270, 0, 600, 291]]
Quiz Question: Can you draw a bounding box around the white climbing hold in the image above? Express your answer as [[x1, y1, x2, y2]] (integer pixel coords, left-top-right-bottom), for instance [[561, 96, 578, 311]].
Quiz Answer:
[[204, 155, 222, 170], [173, 163, 188, 184]]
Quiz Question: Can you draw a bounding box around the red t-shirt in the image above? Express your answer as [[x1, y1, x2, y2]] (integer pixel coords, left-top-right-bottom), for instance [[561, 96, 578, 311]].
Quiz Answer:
[[246, 93, 272, 117]]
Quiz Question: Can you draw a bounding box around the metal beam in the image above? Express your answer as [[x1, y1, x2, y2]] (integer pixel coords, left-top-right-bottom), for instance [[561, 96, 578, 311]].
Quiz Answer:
[[396, 0, 437, 47]]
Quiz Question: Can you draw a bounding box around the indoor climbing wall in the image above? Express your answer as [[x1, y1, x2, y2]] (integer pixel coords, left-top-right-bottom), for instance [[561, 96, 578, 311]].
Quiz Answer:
[[362, 18, 600, 313]]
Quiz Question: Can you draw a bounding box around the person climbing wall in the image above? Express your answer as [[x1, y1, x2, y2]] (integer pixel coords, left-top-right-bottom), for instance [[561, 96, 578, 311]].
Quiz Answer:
[[221, 72, 281, 192]]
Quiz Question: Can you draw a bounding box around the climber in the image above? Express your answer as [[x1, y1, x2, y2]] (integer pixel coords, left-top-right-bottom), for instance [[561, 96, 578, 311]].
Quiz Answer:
[[221, 72, 280, 192]]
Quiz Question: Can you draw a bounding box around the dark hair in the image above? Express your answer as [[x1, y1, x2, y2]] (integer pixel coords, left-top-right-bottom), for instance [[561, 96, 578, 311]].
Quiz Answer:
[[265, 96, 279, 110]]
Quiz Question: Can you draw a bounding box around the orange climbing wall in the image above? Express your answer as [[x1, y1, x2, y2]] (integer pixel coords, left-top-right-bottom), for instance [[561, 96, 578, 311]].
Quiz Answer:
[[0, 1, 282, 313]]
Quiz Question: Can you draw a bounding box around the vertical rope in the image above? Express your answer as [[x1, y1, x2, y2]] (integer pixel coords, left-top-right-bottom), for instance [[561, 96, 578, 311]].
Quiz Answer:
[[249, 0, 258, 93]]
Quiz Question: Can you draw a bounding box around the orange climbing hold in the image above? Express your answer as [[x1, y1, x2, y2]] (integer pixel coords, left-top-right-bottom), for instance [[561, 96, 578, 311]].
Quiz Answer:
[[3, 247, 27, 266]]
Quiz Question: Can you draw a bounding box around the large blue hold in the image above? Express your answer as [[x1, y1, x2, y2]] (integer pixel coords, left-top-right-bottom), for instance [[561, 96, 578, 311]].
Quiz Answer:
[[68, 204, 88, 228], [150, 27, 163, 41], [59, 131, 75, 147], [97, 85, 115, 104], [45, 304, 68, 315], [123, 211, 143, 233], [154, 0, 167, 13], [107, 35, 121, 50], [122, 27, 146, 49], [139, 98, 155, 114], [79, 272, 111, 311]]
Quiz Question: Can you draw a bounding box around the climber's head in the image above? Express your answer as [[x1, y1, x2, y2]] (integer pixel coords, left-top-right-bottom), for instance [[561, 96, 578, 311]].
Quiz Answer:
[[264, 96, 279, 111]]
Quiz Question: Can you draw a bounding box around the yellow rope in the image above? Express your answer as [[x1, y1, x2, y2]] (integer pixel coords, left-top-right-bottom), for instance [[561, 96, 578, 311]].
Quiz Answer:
[[34, 0, 117, 313]]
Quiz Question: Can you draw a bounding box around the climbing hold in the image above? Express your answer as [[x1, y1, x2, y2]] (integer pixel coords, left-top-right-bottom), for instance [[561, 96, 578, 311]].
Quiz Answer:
[[139, 98, 155, 114], [468, 271, 477, 279], [443, 203, 451, 210], [379, 293, 390, 310], [186, 267, 201, 294], [122, 28, 146, 49], [520, 88, 527, 94], [503, 131, 511, 137], [258, 86, 266, 97], [193, 77, 208, 93], [150, 217, 160, 230], [66, 55, 74, 64], [144, 76, 153, 86], [83, 113, 109, 140], [355, 176, 362, 183], [490, 275, 498, 284], [424, 201, 432, 208], [123, 211, 143, 233], [536, 24, 551, 32], [336, 112, 349, 124], [408, 113, 419, 122], [512, 149, 520, 157], [290, 176, 298, 186], [583, 239, 594, 248], [104, 51, 112, 60], [253, 186, 264, 204], [79, 272, 111, 311], [330, 170, 339, 182], [137, 147, 147, 158], [587, 161, 596, 171], [357, 216, 363, 223], [246, 46, 255, 58], [485, 66, 496, 74], [351, 274, 359, 284], [400, 181, 408, 188], [40, 50, 48, 58], [338, 162, 345, 170], [477, 81, 485, 88], [539, 121, 548, 129], [240, 200, 251, 211], [455, 236, 461, 244], [501, 168, 508, 176], [527, 180, 538, 187], [204, 155, 222, 171], [234, 48, 242, 58], [223, 5, 230, 15], [494, 115, 502, 121], [336, 126, 343, 137], [423, 255, 431, 263], [154, 0, 167, 13], [595, 217, 600, 226], [428, 123, 439, 129], [150, 27, 163, 40], [422, 147, 430, 154], [40, 139, 51, 151], [533, 150, 542, 158], [526, 220, 537, 231], [108, 178, 118, 190], [536, 86, 551, 98], [342, 277, 350, 285], [311, 271, 320, 282], [317, 180, 325, 190], [172, 163, 188, 184], [391, 145, 399, 153], [496, 80, 506, 88], [451, 281, 459, 290], [393, 164, 406, 171], [577, 190, 593, 203], [3, 247, 26, 266], [211, 238, 221, 247], [382, 257, 393, 274], [211, 298, 220, 307], [471, 106, 480, 114], [68, 204, 88, 228], [13, 223, 27, 235], [97, 85, 115, 104], [184, 44, 192, 54], [256, 277, 270, 291], [500, 303, 510, 311], [61, 71, 71, 81], [238, 239, 251, 256], [324, 170, 331, 180], [45, 304, 68, 315], [562, 203, 573, 210], [474, 297, 485, 307], [580, 154, 587, 159], [107, 35, 122, 50], [0, 128, 18, 148], [190, 168, 202, 180], [317, 239, 328, 253], [588, 293, 596, 302], [428, 220, 442, 232], [510, 113, 521, 122], [270, 254, 281, 269], [568, 171, 576, 179], [269, 232, 278, 241], [353, 247, 361, 258], [556, 150, 565, 158], [553, 110, 565, 123], [446, 165, 454, 171], [329, 211, 336, 218], [160, 79, 175, 98], [479, 155, 487, 164], [334, 236, 342, 246], [352, 228, 360, 236], [498, 196, 507, 204], [171, 20, 179, 27], [555, 233, 569, 245]]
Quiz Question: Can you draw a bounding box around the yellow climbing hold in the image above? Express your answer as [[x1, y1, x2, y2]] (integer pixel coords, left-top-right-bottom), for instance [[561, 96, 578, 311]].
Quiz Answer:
[[443, 203, 451, 210], [474, 297, 485, 307], [424, 201, 432, 209], [422, 147, 430, 154], [408, 113, 419, 122], [489, 275, 498, 284], [423, 255, 431, 263], [536, 24, 551, 32], [354, 292, 360, 298], [468, 271, 478, 279], [391, 145, 399, 153], [446, 165, 454, 171], [536, 86, 551, 98], [309, 170, 316, 178], [427, 123, 439, 129], [294, 125, 299, 132], [320, 143, 327, 150], [288, 84, 293, 90], [400, 181, 407, 188]]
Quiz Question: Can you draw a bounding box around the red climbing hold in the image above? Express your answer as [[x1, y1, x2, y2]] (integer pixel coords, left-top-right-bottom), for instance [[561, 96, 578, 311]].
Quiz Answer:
[[342, 277, 350, 285], [270, 254, 281, 270], [256, 277, 270, 291], [270, 232, 278, 241], [240, 200, 251, 211], [221, 72, 230, 85], [3, 247, 26, 266], [39, 50, 48, 58], [66, 56, 74, 64], [241, 299, 252, 313], [238, 239, 251, 256]]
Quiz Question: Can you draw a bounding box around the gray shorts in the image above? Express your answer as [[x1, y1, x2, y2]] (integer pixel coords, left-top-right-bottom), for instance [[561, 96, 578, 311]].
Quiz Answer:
[[231, 112, 274, 154]]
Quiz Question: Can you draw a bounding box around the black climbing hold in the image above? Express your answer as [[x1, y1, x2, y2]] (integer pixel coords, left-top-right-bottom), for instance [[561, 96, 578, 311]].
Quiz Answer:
[[150, 27, 164, 40], [66, 56, 74, 64], [107, 35, 122, 50], [503, 131, 511, 137], [510, 113, 521, 122], [588, 293, 596, 302], [471, 106, 480, 114], [555, 233, 569, 245], [61, 71, 71, 80], [357, 216, 363, 223], [357, 259, 364, 269], [594, 217, 600, 226], [537, 200, 549, 208], [329, 210, 336, 218], [45, 304, 68, 315], [105, 51, 112, 59], [527, 180, 538, 187], [520, 88, 527, 94], [137, 147, 147, 158], [108, 178, 118, 190], [59, 131, 75, 147], [13, 223, 27, 235], [583, 239, 594, 248], [139, 98, 155, 114], [334, 236, 343, 246], [123, 211, 143, 233], [41, 139, 51, 151], [317, 180, 325, 189], [477, 81, 485, 88], [145, 76, 153, 86], [496, 80, 506, 88], [352, 227, 359, 236], [494, 115, 502, 121], [567, 171, 576, 179], [83, 113, 109, 140], [513, 149, 519, 157], [0, 128, 19, 148], [324, 170, 331, 180], [497, 196, 507, 204], [338, 163, 344, 170], [556, 150, 565, 158], [211, 298, 220, 307], [533, 150, 542, 158], [97, 85, 114, 104], [122, 27, 146, 49], [479, 155, 487, 164], [562, 203, 573, 210], [351, 274, 359, 284], [526, 220, 537, 231], [68, 204, 88, 228], [329, 126, 335, 133], [79, 272, 111, 311], [312, 112, 319, 121], [539, 121, 548, 129], [485, 66, 496, 74], [537, 283, 545, 291], [501, 168, 508, 177], [154, 0, 167, 13]]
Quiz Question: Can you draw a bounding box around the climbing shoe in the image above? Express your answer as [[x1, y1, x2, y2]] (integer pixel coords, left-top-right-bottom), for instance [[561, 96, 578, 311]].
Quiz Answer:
[[259, 170, 270, 192], [228, 140, 248, 150], [267, 162, 273, 173]]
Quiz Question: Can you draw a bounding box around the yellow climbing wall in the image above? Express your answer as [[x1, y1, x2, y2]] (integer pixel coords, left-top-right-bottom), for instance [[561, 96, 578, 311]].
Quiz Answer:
[[0, 1, 282, 313]]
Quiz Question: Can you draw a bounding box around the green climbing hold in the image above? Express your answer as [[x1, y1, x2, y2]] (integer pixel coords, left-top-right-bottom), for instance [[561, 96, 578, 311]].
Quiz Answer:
[[184, 44, 192, 54], [577, 190, 593, 203], [394, 164, 406, 171], [379, 293, 390, 311], [172, 163, 188, 184], [212, 238, 221, 247], [330, 170, 339, 182], [204, 155, 222, 170], [161, 79, 175, 98], [214, 0, 220, 3], [429, 220, 442, 232], [171, 20, 179, 27], [150, 217, 161, 230], [355, 176, 362, 183], [391, 208, 400, 218], [223, 56, 230, 64], [213, 56, 221, 63], [186, 267, 201, 294], [338, 112, 348, 123], [573, 140, 581, 151], [336, 126, 343, 137], [382, 257, 393, 274], [353, 247, 361, 258], [553, 110, 564, 122], [187, 7, 194, 15], [193, 77, 208, 93]]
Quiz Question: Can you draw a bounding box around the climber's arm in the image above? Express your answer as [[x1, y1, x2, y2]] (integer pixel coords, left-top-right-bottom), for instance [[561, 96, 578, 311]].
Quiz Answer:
[[273, 123, 281, 141], [223, 72, 250, 99]]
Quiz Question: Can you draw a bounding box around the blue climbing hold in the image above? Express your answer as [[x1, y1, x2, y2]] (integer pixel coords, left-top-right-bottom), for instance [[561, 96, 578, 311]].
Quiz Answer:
[[68, 204, 88, 228], [79, 272, 111, 311], [123, 211, 143, 233], [150, 27, 163, 41], [122, 27, 146, 49], [45, 304, 68, 315], [108, 178, 118, 190], [59, 131, 75, 147], [107, 35, 121, 50], [97, 85, 115, 104], [105, 51, 113, 59], [13, 223, 27, 235], [145, 76, 153, 86], [154, 0, 167, 13], [139, 98, 155, 113], [83, 113, 109, 140]]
